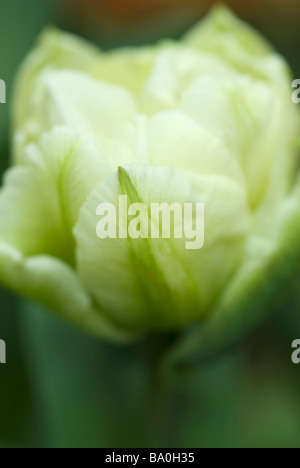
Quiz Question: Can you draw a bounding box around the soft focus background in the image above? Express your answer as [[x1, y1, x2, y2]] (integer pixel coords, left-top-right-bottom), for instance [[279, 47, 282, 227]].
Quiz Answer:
[[1, 0, 300, 448]]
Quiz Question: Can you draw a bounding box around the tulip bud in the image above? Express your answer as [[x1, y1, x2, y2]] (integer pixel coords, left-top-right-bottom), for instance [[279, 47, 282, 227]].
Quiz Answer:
[[0, 7, 299, 348]]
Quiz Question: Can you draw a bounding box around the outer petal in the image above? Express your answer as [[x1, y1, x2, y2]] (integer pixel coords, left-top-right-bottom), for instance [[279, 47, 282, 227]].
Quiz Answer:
[[0, 242, 132, 342], [164, 183, 300, 368], [74, 165, 250, 332], [0, 127, 108, 262]]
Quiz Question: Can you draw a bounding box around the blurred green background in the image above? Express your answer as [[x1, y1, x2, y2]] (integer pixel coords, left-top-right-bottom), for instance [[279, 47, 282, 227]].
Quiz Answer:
[[1, 0, 300, 448]]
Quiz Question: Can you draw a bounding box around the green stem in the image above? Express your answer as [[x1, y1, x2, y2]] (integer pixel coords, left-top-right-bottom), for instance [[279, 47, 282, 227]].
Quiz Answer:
[[144, 334, 184, 448]]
